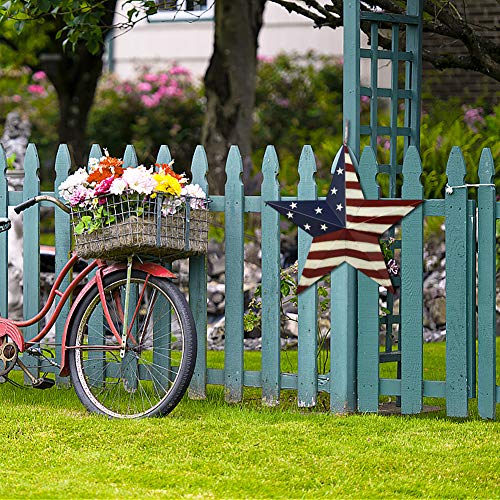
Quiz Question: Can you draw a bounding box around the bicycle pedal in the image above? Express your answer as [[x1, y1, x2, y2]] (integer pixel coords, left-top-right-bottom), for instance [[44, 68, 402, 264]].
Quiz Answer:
[[32, 377, 55, 390]]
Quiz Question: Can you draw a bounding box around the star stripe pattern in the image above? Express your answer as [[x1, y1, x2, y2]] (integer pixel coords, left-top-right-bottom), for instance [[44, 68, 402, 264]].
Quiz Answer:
[[266, 145, 423, 294]]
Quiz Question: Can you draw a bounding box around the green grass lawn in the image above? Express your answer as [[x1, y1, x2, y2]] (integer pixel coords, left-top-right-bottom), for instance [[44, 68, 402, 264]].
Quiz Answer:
[[0, 342, 498, 499]]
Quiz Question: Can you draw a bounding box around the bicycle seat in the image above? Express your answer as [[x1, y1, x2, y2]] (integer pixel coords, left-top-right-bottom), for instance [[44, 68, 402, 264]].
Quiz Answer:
[[0, 218, 11, 233]]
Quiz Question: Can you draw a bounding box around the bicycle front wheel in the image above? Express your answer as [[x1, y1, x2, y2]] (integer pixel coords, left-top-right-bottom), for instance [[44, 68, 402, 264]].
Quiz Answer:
[[68, 270, 197, 418]]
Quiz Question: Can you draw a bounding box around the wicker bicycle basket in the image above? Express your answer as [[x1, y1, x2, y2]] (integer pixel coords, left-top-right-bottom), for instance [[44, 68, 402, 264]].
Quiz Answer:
[[71, 194, 210, 261]]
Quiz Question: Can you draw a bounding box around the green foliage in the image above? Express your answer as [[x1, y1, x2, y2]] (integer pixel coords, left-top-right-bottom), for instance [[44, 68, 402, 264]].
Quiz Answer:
[[369, 98, 500, 199], [253, 53, 346, 193], [73, 205, 115, 234], [0, 50, 496, 201], [0, 1, 159, 54]]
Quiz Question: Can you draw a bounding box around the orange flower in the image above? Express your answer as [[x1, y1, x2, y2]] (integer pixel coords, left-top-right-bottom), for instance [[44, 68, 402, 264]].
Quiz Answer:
[[87, 157, 125, 184], [88, 167, 114, 184], [100, 156, 124, 169], [156, 163, 183, 180]]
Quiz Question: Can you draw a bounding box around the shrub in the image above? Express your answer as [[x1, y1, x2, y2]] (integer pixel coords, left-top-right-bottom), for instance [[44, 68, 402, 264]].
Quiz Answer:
[[87, 67, 204, 173], [253, 53, 347, 193]]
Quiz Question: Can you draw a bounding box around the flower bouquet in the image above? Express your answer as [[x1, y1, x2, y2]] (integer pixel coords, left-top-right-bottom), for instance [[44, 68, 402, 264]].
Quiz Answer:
[[59, 152, 210, 260]]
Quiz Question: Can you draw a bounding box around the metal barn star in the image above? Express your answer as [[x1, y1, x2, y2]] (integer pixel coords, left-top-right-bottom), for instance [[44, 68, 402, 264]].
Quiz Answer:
[[267, 145, 423, 294]]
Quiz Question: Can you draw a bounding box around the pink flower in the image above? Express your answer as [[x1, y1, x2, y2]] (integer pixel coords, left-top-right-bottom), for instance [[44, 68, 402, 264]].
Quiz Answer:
[[27, 84, 46, 95], [122, 165, 157, 195], [69, 185, 94, 207], [32, 71, 47, 81], [257, 55, 274, 63], [94, 176, 115, 196], [123, 83, 134, 94], [144, 73, 159, 82], [463, 105, 485, 132], [137, 82, 153, 92], [158, 73, 170, 85], [141, 94, 161, 108], [361, 95, 370, 104], [12, 95, 22, 102], [169, 65, 190, 76]]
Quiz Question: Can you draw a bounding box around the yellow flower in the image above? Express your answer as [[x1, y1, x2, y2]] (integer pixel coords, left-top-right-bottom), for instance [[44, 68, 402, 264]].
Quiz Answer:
[[153, 173, 182, 196]]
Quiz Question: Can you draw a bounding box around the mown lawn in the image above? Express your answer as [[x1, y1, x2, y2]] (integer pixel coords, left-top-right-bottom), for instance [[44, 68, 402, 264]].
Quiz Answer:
[[0, 342, 498, 499]]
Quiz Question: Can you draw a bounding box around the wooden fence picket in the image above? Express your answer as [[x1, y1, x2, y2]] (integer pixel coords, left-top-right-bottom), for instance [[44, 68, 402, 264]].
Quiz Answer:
[[189, 145, 209, 399], [260, 146, 281, 406], [224, 145, 245, 403], [357, 146, 381, 413], [445, 147, 469, 417], [400, 146, 424, 414], [297, 145, 318, 407], [54, 144, 72, 384], [477, 148, 496, 420], [22, 144, 41, 377]]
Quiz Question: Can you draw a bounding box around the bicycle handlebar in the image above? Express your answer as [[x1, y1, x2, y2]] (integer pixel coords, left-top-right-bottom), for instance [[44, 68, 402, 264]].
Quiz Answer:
[[14, 195, 71, 214]]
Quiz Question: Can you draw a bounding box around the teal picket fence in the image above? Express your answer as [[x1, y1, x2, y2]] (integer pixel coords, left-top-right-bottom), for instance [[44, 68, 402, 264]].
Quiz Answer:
[[0, 143, 498, 419]]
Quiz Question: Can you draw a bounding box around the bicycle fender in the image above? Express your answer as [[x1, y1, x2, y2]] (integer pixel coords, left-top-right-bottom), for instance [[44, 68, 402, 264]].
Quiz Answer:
[[0, 319, 25, 352], [59, 261, 177, 377]]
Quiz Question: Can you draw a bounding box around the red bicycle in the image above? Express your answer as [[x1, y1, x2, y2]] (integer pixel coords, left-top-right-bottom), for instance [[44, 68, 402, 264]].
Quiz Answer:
[[0, 195, 197, 418]]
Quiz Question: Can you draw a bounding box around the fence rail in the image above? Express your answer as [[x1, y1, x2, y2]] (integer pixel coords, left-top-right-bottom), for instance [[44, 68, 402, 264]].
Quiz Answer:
[[0, 143, 498, 419]]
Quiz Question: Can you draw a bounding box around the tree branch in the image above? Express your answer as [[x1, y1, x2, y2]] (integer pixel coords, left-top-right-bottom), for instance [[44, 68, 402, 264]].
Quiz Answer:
[[270, 0, 500, 83]]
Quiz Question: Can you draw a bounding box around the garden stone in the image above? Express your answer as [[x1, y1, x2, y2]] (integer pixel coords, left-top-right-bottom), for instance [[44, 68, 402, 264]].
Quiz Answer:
[[2, 112, 31, 322]]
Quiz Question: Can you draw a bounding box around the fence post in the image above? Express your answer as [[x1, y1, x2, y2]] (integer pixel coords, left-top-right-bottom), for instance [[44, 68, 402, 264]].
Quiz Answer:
[[297, 145, 318, 407], [401, 146, 424, 414], [189, 145, 209, 399], [261, 146, 281, 406], [0, 146, 8, 317], [357, 146, 380, 413], [477, 148, 496, 420], [330, 147, 358, 414], [54, 144, 71, 382], [224, 145, 244, 403], [445, 147, 469, 417]]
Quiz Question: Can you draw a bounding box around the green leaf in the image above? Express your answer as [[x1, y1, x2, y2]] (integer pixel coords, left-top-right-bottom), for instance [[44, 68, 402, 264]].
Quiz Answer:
[[74, 222, 85, 234]]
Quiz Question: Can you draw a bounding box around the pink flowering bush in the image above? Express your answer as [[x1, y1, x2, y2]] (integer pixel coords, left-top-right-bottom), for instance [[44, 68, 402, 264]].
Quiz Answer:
[[87, 66, 203, 171]]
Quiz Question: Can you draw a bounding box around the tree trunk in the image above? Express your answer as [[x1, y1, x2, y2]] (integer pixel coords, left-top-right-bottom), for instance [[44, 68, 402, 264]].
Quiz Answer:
[[202, 0, 266, 194]]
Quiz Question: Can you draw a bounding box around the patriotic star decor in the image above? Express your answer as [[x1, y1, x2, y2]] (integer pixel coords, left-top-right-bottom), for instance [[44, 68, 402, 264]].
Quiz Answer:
[[266, 145, 423, 294]]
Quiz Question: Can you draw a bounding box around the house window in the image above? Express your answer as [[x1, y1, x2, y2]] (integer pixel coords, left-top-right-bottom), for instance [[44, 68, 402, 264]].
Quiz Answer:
[[149, 0, 214, 22]]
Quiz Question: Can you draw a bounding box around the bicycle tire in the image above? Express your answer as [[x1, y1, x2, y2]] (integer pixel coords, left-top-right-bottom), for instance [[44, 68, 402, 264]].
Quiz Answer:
[[67, 269, 197, 418]]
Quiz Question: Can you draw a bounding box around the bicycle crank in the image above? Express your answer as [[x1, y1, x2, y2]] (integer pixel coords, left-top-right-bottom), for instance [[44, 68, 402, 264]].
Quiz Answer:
[[16, 357, 55, 390], [0, 337, 18, 376]]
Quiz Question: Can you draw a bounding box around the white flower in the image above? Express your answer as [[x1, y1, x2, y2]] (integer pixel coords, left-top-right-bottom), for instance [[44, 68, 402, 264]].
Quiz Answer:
[[122, 165, 157, 195], [88, 157, 100, 170], [163, 198, 182, 215], [181, 183, 207, 209], [109, 177, 128, 195], [58, 168, 89, 201]]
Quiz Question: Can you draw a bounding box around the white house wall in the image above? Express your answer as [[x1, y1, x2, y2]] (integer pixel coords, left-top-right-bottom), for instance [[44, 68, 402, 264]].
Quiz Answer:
[[110, 1, 388, 87]]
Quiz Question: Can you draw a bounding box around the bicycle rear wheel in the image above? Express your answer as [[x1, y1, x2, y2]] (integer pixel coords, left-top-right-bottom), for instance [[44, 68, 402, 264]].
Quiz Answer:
[[68, 270, 196, 418]]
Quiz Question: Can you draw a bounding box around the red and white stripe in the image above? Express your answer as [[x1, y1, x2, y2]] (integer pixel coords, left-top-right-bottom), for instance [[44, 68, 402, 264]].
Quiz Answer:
[[297, 147, 422, 294]]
